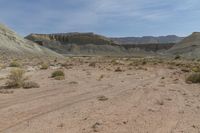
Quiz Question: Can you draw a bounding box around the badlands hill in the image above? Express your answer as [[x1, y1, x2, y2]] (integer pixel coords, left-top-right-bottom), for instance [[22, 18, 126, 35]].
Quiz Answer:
[[0, 24, 62, 58], [168, 32, 200, 59]]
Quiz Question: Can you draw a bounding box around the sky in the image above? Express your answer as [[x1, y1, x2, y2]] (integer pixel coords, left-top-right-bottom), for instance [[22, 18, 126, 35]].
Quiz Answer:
[[0, 0, 200, 37]]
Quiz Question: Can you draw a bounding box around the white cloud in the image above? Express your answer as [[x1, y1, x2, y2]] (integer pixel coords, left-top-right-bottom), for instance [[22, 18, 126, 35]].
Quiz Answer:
[[1, 0, 200, 36]]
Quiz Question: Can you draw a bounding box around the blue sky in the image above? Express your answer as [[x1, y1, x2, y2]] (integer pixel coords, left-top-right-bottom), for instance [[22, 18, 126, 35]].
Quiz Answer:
[[0, 0, 200, 37]]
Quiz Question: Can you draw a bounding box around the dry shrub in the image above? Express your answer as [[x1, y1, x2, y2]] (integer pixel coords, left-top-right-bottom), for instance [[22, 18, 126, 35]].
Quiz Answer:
[[9, 61, 21, 67], [54, 76, 65, 80], [40, 63, 49, 70], [186, 73, 200, 84], [23, 81, 40, 89], [6, 68, 25, 88], [0, 63, 6, 69]]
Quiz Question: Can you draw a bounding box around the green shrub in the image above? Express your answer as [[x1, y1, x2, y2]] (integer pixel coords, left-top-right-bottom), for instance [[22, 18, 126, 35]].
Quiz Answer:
[[9, 61, 21, 67], [6, 68, 25, 88], [191, 67, 200, 72], [186, 73, 200, 83], [51, 70, 65, 79]]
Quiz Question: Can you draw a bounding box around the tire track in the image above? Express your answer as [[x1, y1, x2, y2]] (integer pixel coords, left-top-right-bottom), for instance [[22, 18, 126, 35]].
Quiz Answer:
[[1, 75, 157, 132]]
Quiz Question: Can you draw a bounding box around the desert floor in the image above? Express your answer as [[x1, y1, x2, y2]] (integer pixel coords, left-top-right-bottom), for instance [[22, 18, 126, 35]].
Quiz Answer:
[[0, 57, 200, 133]]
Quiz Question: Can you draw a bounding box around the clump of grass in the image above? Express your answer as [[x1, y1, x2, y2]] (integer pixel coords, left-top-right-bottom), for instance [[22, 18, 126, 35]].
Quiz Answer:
[[9, 61, 21, 67], [40, 63, 49, 70], [6, 68, 26, 88], [191, 67, 200, 72], [51, 70, 65, 80], [0, 63, 6, 69], [23, 81, 40, 89], [186, 73, 200, 84]]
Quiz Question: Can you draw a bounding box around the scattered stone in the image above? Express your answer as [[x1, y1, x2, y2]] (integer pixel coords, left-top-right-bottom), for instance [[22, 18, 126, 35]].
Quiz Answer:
[[92, 122, 101, 132], [156, 100, 164, 106], [97, 95, 108, 101], [57, 123, 64, 128]]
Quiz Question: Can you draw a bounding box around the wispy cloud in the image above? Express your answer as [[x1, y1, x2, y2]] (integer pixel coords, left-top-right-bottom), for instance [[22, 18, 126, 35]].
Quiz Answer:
[[0, 0, 200, 36]]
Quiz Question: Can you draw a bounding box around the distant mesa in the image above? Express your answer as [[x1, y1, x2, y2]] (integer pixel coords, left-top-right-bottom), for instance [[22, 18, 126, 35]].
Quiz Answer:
[[26, 33, 182, 56], [110, 35, 183, 45]]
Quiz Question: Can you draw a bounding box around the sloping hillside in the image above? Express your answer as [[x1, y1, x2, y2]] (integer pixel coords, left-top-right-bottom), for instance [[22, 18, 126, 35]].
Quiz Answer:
[[167, 32, 200, 58], [0, 23, 62, 58]]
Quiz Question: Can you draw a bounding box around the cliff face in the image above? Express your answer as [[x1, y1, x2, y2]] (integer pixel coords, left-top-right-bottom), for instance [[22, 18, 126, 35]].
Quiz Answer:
[[26, 33, 115, 46], [0, 23, 62, 58]]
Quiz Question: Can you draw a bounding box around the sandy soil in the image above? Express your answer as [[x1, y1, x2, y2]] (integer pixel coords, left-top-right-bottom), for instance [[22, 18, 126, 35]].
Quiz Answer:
[[0, 58, 200, 133]]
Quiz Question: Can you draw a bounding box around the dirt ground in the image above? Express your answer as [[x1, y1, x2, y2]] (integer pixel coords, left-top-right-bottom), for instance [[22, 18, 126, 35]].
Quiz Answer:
[[0, 57, 200, 133]]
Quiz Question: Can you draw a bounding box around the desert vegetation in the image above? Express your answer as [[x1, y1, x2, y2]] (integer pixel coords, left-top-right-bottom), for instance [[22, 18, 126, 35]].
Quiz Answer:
[[9, 61, 21, 67], [51, 70, 65, 80], [186, 73, 200, 83], [6, 68, 25, 88], [40, 62, 49, 69], [23, 81, 40, 89]]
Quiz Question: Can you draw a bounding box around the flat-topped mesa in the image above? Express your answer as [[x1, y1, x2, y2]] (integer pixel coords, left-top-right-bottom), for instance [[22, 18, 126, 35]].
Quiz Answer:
[[26, 32, 116, 46], [110, 35, 183, 45]]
